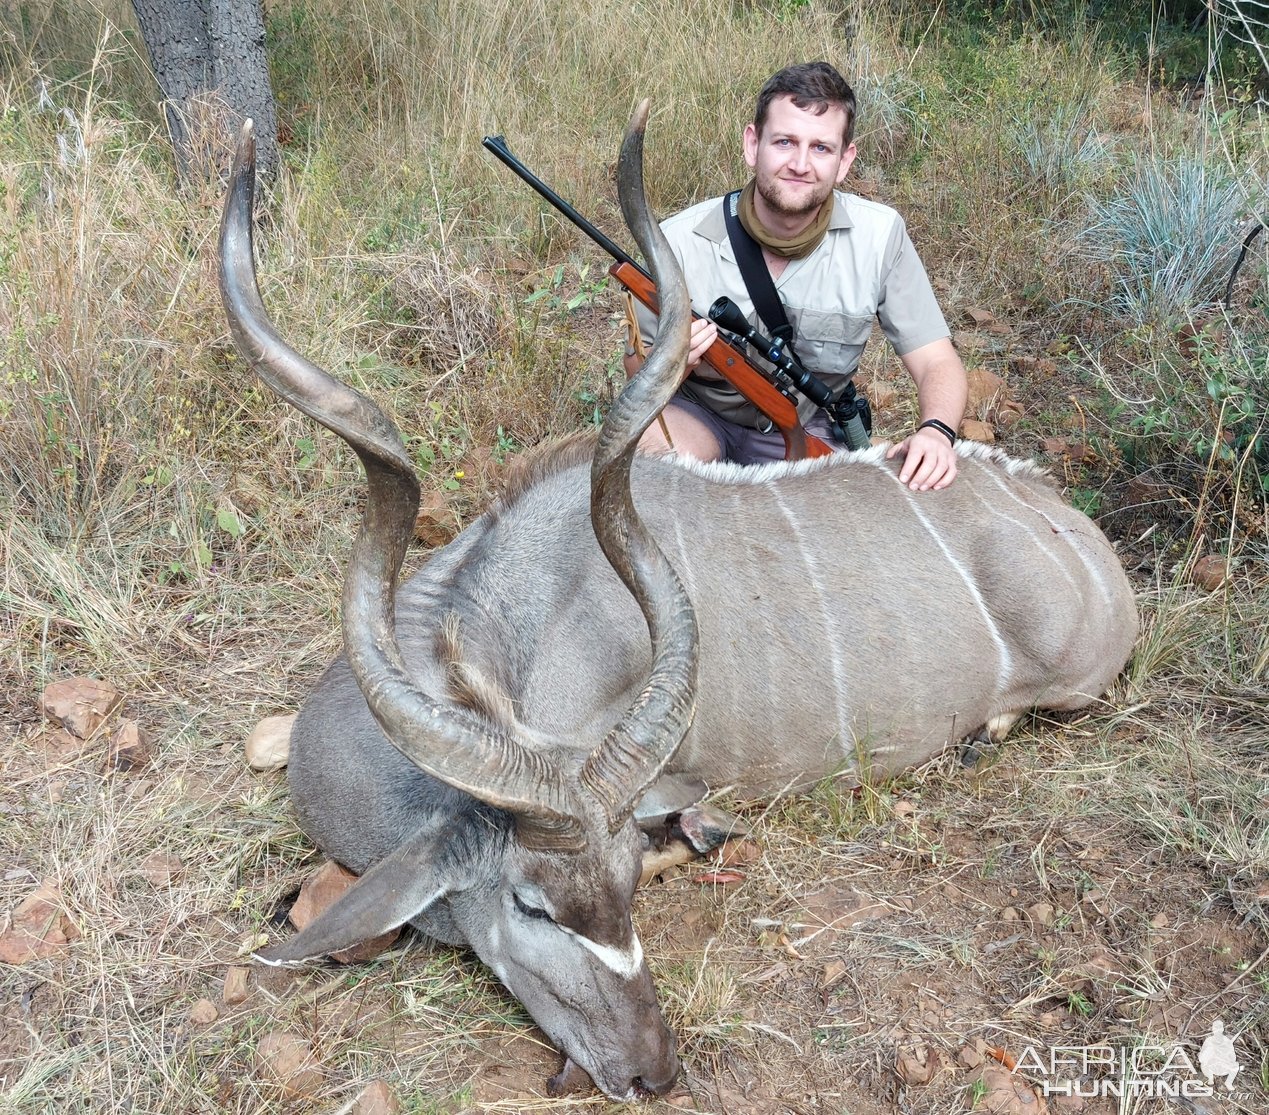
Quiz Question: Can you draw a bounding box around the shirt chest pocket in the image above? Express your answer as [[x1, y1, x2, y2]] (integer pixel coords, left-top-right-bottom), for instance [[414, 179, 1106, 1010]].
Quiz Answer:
[[791, 309, 875, 377]]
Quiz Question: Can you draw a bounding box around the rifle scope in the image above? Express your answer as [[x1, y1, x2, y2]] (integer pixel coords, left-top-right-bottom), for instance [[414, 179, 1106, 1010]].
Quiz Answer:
[[707, 297, 871, 450]]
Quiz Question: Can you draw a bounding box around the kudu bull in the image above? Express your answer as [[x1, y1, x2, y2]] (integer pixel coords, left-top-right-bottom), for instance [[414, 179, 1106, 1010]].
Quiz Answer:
[[219, 104, 1137, 1100]]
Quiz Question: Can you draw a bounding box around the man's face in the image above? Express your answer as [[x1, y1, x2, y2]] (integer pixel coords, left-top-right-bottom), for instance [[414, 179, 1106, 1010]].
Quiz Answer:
[[743, 94, 856, 220]]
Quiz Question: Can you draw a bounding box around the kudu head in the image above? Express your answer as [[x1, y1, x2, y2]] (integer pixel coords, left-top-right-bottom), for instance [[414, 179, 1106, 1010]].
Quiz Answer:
[[218, 102, 698, 1099]]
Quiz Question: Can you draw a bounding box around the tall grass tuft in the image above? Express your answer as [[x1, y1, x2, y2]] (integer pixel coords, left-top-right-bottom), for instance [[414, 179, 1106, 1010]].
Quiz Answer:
[[1081, 153, 1260, 326]]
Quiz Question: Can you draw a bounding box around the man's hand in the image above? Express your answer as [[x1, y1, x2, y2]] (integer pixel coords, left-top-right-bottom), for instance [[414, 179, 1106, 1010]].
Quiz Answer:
[[887, 426, 958, 491], [626, 317, 718, 384], [894, 337, 968, 491], [685, 318, 718, 377]]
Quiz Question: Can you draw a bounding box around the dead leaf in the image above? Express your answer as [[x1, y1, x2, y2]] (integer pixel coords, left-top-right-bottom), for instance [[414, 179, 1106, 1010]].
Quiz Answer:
[[821, 959, 848, 989], [895, 1041, 939, 1086], [414, 490, 460, 547], [960, 419, 995, 443]]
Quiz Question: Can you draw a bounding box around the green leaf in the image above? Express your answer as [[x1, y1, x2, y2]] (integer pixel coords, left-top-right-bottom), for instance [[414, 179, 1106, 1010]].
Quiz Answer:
[[216, 508, 244, 538], [295, 435, 317, 468]]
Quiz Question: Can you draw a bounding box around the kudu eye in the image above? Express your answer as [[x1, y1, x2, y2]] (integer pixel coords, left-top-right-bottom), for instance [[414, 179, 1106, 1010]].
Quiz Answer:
[[512, 891, 555, 924]]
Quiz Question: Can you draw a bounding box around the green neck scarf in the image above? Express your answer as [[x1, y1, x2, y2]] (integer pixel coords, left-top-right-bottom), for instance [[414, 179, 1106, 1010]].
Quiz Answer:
[[737, 179, 833, 259]]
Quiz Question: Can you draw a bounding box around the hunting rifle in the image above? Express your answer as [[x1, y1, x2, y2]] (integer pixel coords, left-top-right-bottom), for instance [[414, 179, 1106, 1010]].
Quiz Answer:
[[482, 134, 836, 461]]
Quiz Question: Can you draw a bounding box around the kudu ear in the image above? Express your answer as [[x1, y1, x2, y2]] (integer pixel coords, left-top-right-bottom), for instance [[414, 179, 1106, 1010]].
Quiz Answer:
[[257, 824, 461, 965]]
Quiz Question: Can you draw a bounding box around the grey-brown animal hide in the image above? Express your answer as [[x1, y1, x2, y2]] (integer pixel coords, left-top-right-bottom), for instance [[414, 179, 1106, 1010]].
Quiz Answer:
[[221, 102, 1137, 1104]]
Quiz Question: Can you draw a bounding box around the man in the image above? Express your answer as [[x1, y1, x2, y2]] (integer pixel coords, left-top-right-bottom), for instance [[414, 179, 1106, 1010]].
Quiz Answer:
[[626, 62, 967, 491]]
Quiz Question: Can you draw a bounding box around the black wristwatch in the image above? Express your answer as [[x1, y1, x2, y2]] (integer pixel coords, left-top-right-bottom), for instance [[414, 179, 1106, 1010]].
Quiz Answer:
[[917, 418, 957, 446]]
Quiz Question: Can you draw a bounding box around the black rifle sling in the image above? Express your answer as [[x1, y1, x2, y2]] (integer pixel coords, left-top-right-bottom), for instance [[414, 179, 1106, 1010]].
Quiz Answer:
[[722, 191, 798, 354], [721, 192, 872, 447]]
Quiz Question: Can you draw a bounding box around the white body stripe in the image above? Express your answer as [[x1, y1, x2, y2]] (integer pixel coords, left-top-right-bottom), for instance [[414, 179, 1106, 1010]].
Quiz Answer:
[[886, 471, 1013, 695], [767, 483, 851, 750]]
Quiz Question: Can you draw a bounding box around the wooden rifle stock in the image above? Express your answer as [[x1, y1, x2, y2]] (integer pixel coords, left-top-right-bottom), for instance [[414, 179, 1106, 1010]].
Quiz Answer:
[[611, 262, 833, 460], [480, 133, 831, 461]]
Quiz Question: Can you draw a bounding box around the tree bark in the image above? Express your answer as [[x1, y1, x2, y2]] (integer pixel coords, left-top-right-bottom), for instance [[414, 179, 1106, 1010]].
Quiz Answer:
[[131, 0, 279, 183]]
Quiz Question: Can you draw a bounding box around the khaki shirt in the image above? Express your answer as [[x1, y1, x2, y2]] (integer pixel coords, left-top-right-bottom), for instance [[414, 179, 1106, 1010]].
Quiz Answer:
[[636, 190, 950, 428]]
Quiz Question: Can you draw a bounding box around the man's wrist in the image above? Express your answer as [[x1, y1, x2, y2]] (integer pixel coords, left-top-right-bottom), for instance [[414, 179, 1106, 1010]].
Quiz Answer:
[[917, 418, 957, 446]]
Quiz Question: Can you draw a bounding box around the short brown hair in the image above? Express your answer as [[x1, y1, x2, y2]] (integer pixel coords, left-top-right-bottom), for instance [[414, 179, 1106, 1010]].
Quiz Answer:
[[754, 62, 857, 147]]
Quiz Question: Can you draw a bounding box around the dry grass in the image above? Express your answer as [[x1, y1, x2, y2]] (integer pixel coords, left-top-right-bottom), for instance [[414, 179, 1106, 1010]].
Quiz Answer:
[[1, 1, 1266, 1112]]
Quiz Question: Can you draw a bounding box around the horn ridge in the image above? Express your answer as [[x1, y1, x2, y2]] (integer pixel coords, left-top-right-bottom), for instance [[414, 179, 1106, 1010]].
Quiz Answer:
[[581, 99, 700, 828], [218, 123, 585, 847]]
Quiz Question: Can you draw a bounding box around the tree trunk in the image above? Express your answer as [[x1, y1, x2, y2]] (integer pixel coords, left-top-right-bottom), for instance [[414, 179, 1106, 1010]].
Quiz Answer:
[[131, 0, 279, 183]]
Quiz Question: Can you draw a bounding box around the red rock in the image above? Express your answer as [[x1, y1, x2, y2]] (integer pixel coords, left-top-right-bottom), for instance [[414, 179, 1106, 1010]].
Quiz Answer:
[[103, 720, 150, 772], [136, 853, 183, 886], [255, 1031, 326, 1099], [1191, 554, 1228, 592], [223, 965, 250, 1005], [969, 1066, 1047, 1113], [351, 1080, 403, 1114], [0, 880, 70, 964], [188, 998, 219, 1024], [960, 419, 996, 444], [41, 678, 121, 739], [1026, 902, 1055, 927], [967, 367, 1006, 409]]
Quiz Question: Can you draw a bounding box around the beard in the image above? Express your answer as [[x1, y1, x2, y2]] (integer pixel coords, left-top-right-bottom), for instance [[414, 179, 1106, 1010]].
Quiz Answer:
[[755, 170, 835, 218]]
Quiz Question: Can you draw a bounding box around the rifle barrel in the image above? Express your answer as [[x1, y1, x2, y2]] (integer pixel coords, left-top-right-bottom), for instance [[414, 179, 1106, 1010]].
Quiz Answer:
[[482, 135, 650, 280]]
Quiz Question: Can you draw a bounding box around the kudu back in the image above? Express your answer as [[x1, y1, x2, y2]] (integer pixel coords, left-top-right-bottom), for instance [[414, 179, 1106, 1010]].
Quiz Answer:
[[219, 106, 1137, 1101]]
